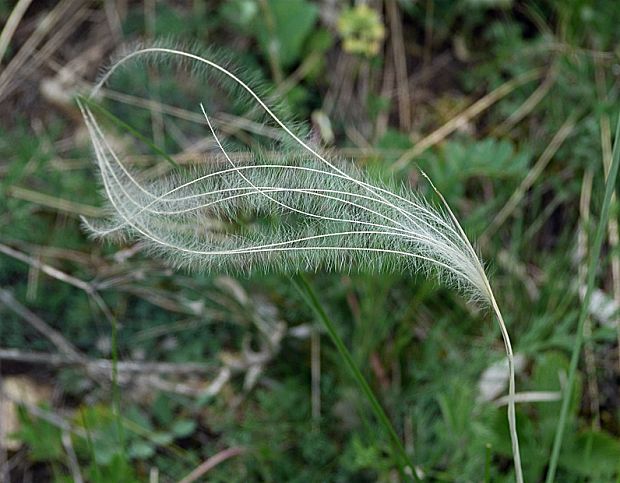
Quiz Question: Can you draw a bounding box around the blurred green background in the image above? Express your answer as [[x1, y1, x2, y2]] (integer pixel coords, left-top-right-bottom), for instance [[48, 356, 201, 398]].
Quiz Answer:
[[1, 0, 619, 481]]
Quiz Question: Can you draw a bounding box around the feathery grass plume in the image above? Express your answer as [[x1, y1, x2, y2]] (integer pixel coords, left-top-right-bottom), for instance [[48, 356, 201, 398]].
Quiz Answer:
[[79, 43, 523, 482]]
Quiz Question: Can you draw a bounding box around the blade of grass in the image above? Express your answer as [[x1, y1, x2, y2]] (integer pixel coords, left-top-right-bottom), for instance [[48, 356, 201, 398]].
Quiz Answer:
[[80, 408, 102, 483], [595, 64, 620, 373], [6, 185, 104, 218], [77, 96, 180, 169], [0, 0, 34, 64], [484, 443, 492, 483], [545, 114, 620, 482], [292, 274, 418, 482]]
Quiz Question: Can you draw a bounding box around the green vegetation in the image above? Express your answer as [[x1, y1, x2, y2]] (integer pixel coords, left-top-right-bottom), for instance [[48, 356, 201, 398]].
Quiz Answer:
[[1, 1, 619, 481]]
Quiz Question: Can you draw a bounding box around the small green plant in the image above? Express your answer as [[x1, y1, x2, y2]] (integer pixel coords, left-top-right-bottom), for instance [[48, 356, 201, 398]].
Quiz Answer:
[[337, 4, 385, 57], [79, 44, 523, 481]]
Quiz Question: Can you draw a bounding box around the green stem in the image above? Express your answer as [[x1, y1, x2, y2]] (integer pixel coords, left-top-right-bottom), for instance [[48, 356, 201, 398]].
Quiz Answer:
[[110, 314, 125, 449], [77, 95, 180, 170], [484, 444, 492, 483], [546, 114, 620, 482], [292, 274, 418, 482], [80, 408, 102, 482]]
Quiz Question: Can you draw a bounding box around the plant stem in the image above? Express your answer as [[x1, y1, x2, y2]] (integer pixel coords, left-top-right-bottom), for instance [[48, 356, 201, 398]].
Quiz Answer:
[[80, 408, 102, 482], [110, 314, 125, 448], [488, 292, 522, 483], [423, 170, 523, 483], [545, 114, 620, 482], [292, 274, 418, 482], [484, 444, 492, 483]]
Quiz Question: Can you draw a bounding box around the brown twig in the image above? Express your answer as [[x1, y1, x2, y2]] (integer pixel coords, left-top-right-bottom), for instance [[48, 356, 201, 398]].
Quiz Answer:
[[375, 46, 394, 139], [0, 244, 93, 293], [392, 69, 543, 171], [0, 243, 114, 323], [492, 67, 557, 136], [578, 169, 601, 428], [422, 0, 434, 69], [144, 0, 165, 149], [0, 0, 34, 64], [0, 288, 85, 363], [6, 185, 104, 218], [177, 447, 246, 483], [103, 0, 124, 44], [595, 63, 620, 371], [0, 348, 213, 375], [484, 112, 579, 239], [0, 386, 86, 438], [0, 0, 90, 103], [0, 365, 9, 483], [386, 0, 411, 131], [62, 430, 84, 483]]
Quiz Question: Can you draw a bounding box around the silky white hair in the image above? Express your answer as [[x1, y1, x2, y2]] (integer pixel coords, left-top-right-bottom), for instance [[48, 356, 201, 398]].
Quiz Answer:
[[79, 44, 523, 483]]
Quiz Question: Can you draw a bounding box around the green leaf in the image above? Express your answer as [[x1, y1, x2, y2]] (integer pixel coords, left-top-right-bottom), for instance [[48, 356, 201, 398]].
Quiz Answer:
[[531, 352, 580, 442], [171, 419, 197, 438], [125, 405, 153, 432], [16, 406, 63, 462], [152, 393, 174, 426], [560, 430, 620, 478], [150, 431, 173, 446], [89, 452, 138, 483], [220, 0, 259, 28], [74, 405, 123, 466], [128, 440, 155, 459], [254, 0, 318, 69]]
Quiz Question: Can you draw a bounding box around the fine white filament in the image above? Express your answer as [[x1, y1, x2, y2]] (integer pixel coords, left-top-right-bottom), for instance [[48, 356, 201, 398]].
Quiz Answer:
[[79, 46, 523, 483]]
